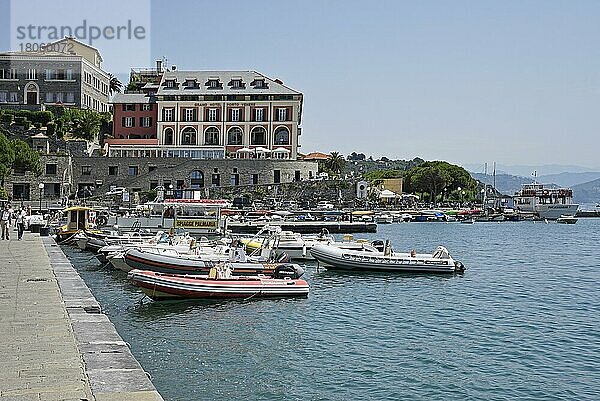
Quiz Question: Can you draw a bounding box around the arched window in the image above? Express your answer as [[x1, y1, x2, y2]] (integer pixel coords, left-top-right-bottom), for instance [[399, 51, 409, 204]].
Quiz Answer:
[[251, 126, 266, 145], [204, 127, 220, 145], [181, 127, 197, 145], [190, 170, 204, 189], [164, 128, 174, 145], [227, 127, 243, 145], [274, 127, 290, 145]]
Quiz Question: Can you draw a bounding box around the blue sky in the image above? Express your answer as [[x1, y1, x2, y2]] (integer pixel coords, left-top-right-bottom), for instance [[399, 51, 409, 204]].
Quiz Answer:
[[2, 0, 600, 169]]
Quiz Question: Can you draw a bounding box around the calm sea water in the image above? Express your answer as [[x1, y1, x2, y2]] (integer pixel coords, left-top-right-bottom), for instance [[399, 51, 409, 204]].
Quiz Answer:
[[64, 219, 600, 401]]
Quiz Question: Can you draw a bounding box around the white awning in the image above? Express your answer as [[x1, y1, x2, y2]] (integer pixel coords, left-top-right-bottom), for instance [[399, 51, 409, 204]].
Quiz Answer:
[[379, 189, 398, 198], [255, 147, 271, 153], [237, 147, 254, 153], [273, 147, 291, 153]]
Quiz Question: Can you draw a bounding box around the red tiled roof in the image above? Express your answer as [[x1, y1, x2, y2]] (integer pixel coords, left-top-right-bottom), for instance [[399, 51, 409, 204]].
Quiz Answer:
[[303, 152, 330, 160], [106, 139, 159, 146]]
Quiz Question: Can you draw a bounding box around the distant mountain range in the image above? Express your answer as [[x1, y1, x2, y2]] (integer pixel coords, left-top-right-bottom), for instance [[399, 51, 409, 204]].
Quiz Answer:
[[572, 179, 600, 204], [463, 163, 599, 177], [536, 172, 600, 188], [470, 173, 530, 195], [469, 170, 600, 203]]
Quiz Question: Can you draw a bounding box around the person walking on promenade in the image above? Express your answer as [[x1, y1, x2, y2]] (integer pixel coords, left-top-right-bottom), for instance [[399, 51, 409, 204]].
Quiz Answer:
[[15, 208, 26, 240], [1, 205, 13, 240]]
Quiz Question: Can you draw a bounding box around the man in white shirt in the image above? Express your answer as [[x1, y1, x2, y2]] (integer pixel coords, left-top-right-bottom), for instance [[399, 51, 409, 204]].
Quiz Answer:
[[1, 205, 13, 240]]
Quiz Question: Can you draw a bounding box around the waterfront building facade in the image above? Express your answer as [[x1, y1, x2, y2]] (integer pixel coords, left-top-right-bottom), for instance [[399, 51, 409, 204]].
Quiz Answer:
[[109, 70, 303, 161], [111, 93, 157, 140], [0, 37, 110, 112]]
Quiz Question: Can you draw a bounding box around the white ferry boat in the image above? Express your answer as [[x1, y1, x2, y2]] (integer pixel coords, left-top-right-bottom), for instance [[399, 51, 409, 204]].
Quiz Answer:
[[104, 199, 231, 235], [514, 183, 578, 220]]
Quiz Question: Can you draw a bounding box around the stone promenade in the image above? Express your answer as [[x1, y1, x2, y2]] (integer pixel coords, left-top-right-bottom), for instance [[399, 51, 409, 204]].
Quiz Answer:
[[0, 232, 163, 401]]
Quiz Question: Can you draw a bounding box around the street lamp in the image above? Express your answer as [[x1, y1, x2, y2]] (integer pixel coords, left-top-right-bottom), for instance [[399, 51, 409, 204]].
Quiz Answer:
[[38, 183, 44, 212]]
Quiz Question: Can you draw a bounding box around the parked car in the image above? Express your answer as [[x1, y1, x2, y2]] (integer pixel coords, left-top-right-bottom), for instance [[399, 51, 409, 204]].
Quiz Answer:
[[317, 201, 334, 210]]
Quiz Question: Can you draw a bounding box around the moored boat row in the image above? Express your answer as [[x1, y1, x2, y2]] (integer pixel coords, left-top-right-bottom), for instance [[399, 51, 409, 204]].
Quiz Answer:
[[53, 205, 466, 302]]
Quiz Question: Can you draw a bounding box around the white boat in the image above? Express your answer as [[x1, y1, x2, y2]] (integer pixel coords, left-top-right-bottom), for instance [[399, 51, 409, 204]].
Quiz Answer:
[[240, 226, 334, 261], [556, 215, 578, 224], [400, 213, 413, 222], [310, 243, 465, 273], [375, 214, 394, 224], [105, 240, 240, 272], [239, 226, 388, 261], [104, 199, 231, 235], [514, 183, 579, 220], [128, 265, 309, 300]]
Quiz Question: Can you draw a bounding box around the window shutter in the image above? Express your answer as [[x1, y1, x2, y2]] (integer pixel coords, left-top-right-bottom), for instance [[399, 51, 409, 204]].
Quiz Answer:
[[149, 117, 152, 126], [132, 117, 135, 127], [122, 104, 126, 111], [139, 117, 143, 127]]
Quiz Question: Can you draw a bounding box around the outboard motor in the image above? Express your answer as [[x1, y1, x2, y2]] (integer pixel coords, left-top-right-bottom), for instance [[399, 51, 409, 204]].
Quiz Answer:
[[273, 264, 305, 279], [371, 240, 385, 252]]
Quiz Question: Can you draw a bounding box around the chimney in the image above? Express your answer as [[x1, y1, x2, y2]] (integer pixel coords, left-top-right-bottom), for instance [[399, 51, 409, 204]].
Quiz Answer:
[[156, 59, 163, 73]]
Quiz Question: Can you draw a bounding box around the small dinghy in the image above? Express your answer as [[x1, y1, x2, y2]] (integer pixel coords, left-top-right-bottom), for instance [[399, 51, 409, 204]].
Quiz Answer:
[[311, 242, 465, 274], [122, 247, 296, 276], [128, 264, 309, 300], [556, 215, 578, 224]]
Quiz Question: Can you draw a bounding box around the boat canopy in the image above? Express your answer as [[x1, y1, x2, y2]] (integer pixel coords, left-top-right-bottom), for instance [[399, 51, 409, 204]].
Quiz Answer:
[[63, 206, 95, 212]]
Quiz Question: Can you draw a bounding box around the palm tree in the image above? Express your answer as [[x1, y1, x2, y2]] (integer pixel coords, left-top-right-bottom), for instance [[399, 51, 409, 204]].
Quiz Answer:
[[326, 151, 345, 175], [108, 74, 123, 95]]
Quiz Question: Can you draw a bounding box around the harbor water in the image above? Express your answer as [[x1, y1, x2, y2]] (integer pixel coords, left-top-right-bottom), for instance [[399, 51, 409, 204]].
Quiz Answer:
[[63, 219, 600, 401]]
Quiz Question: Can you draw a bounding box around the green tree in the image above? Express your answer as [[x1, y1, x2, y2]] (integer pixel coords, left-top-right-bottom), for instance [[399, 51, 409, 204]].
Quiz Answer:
[[60, 108, 103, 141], [324, 152, 345, 175], [12, 139, 42, 175], [363, 169, 402, 182], [0, 132, 15, 186], [109, 73, 123, 95], [404, 161, 476, 203], [408, 165, 450, 204]]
